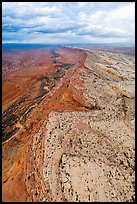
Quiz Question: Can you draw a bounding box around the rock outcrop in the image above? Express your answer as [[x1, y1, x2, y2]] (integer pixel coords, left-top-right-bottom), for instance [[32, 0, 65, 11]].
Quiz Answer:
[[2, 46, 135, 202]]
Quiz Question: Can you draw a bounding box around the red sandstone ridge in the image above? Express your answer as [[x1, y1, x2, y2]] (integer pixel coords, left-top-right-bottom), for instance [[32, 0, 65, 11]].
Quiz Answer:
[[2, 46, 135, 202], [2, 46, 87, 201]]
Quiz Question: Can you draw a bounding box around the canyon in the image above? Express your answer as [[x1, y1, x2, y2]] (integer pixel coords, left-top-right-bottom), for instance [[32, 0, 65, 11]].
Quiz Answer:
[[2, 45, 135, 202]]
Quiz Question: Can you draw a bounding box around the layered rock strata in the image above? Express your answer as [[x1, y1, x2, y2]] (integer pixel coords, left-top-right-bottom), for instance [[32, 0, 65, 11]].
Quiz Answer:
[[2, 47, 135, 202]]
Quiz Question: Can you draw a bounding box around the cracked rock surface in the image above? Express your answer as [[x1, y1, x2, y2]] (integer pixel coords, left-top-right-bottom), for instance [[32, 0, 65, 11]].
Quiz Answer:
[[41, 49, 135, 202]]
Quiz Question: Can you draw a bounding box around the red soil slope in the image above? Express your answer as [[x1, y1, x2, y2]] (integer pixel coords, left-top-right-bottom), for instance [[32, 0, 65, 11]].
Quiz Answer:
[[2, 46, 87, 202]]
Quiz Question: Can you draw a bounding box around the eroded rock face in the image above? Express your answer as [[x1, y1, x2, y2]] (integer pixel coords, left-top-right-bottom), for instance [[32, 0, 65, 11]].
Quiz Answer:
[[2, 46, 135, 202]]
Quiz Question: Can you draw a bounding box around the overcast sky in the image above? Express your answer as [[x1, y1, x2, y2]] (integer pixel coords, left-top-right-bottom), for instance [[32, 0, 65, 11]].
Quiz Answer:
[[2, 2, 135, 44]]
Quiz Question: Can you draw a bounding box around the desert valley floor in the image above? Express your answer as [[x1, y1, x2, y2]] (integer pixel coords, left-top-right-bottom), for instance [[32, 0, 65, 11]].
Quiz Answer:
[[2, 45, 135, 202]]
